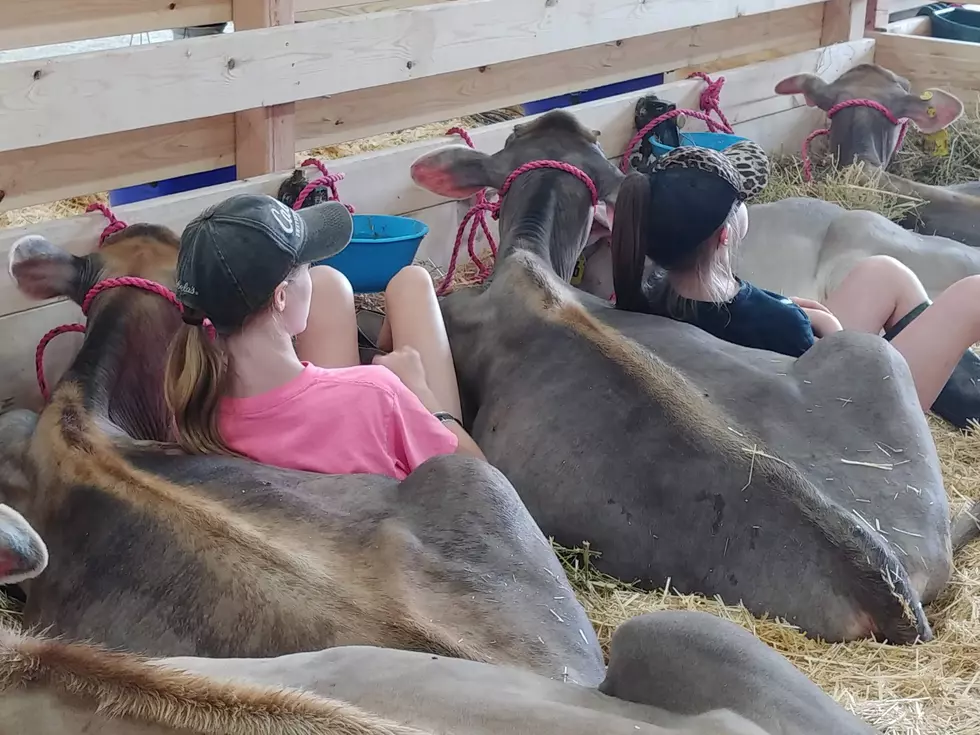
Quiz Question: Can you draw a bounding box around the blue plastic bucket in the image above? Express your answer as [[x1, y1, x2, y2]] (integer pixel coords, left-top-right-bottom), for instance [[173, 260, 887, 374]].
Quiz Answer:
[[318, 214, 429, 293], [919, 3, 980, 43], [109, 166, 238, 206], [524, 73, 665, 115], [649, 131, 748, 158]]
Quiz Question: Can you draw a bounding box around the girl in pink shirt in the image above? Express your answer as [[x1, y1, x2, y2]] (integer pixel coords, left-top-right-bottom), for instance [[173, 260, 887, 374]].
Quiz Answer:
[[164, 193, 484, 479]]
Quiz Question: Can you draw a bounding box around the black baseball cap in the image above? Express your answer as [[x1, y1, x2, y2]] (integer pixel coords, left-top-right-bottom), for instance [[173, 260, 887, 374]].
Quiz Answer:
[[175, 194, 353, 331]]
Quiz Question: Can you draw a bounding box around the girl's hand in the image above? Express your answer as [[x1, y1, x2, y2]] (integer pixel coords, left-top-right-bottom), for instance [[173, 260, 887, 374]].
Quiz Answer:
[[802, 308, 843, 338], [374, 347, 430, 397], [790, 296, 833, 314]]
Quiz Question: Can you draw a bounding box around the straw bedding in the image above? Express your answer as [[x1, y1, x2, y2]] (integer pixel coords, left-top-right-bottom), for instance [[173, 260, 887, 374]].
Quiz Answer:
[[3, 106, 980, 734]]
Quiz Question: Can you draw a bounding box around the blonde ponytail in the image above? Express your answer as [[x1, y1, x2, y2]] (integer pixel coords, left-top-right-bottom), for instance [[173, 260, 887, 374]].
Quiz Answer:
[[164, 325, 238, 455]]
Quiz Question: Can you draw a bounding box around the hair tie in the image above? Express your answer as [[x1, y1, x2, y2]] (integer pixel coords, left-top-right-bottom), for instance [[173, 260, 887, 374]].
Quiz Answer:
[[181, 309, 206, 327]]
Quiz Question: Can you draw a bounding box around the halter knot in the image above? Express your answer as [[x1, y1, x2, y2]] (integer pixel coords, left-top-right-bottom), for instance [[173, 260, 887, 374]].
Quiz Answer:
[[293, 158, 355, 213], [85, 202, 128, 246]]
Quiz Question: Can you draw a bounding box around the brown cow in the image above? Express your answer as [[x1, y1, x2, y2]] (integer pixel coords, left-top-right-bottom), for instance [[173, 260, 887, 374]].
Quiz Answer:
[[773, 63, 979, 248], [409, 109, 980, 644], [0, 222, 604, 685]]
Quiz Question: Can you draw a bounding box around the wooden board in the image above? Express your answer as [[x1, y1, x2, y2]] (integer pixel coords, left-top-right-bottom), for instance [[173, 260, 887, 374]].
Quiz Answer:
[[0, 0, 824, 153], [0, 40, 875, 412], [872, 32, 980, 105], [1, 0, 230, 52], [0, 6, 823, 212]]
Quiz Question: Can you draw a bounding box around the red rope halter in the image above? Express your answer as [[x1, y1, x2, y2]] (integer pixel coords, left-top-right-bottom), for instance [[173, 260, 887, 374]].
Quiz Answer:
[[292, 158, 355, 213], [801, 98, 909, 181], [620, 73, 735, 174], [34, 204, 215, 402], [438, 127, 599, 295], [85, 201, 128, 245]]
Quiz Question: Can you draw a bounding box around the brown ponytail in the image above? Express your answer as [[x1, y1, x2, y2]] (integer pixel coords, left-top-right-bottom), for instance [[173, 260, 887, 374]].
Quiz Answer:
[[610, 173, 651, 313], [164, 325, 238, 455]]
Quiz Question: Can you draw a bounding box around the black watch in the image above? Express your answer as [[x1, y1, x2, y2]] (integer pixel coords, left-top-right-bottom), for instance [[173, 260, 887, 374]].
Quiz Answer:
[[433, 411, 461, 426]]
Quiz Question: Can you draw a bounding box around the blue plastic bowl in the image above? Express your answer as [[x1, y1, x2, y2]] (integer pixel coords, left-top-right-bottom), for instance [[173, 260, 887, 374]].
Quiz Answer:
[[649, 131, 748, 158], [919, 3, 980, 43], [318, 214, 429, 294], [109, 166, 238, 206]]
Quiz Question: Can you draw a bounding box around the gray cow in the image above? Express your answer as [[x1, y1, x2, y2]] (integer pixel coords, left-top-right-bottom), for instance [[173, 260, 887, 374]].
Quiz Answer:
[[409, 109, 980, 644]]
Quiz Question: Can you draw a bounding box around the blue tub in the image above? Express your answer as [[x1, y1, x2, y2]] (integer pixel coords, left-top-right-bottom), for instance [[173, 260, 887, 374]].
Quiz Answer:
[[649, 131, 748, 158], [524, 73, 665, 115], [318, 214, 429, 294], [109, 166, 238, 206], [919, 3, 980, 43]]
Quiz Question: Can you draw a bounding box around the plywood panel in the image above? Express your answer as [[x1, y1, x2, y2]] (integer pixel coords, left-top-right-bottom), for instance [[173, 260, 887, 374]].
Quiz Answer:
[[872, 32, 980, 105], [0, 0, 825, 153]]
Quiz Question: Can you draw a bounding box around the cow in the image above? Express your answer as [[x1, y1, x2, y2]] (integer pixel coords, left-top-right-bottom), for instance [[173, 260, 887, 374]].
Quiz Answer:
[[0, 614, 881, 735], [0, 221, 605, 685], [408, 109, 980, 644], [773, 63, 979, 248], [0, 508, 875, 735]]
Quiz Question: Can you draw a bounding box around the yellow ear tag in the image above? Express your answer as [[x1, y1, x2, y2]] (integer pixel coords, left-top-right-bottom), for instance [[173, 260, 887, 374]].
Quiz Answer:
[[924, 128, 950, 157], [920, 90, 934, 101], [571, 254, 586, 286], [926, 105, 937, 118]]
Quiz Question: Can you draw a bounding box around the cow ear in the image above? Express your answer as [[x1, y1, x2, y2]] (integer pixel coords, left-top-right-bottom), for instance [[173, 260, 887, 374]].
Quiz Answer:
[[410, 145, 508, 199], [8, 235, 83, 301], [0, 504, 48, 585], [774, 73, 837, 111], [895, 89, 963, 134]]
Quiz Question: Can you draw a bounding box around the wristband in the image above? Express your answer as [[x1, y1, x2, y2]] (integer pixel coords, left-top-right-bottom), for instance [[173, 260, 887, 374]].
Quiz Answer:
[[433, 411, 460, 426]]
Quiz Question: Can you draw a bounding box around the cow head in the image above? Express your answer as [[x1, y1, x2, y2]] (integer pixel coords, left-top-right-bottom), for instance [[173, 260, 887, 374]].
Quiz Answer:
[[8, 222, 183, 441], [0, 503, 47, 585], [410, 110, 624, 282], [775, 63, 963, 168]]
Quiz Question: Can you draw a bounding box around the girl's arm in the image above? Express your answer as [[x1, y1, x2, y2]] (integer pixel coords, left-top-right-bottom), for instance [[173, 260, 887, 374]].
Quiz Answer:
[[374, 348, 487, 462]]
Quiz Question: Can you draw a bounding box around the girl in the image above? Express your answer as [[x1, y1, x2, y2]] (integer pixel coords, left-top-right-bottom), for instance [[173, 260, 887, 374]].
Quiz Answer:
[[165, 193, 485, 479], [610, 141, 980, 424]]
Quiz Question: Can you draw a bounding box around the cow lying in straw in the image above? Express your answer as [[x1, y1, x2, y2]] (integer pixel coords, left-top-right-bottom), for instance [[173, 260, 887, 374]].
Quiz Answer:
[[0, 221, 604, 685], [410, 109, 980, 644], [774, 63, 979, 249], [0, 508, 874, 734]]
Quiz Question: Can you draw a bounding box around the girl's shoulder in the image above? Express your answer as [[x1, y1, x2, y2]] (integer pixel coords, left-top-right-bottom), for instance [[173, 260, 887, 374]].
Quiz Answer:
[[305, 363, 402, 393]]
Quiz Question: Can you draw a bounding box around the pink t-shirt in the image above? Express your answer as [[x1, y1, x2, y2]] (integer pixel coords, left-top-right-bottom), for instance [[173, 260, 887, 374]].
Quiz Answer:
[[218, 363, 459, 480]]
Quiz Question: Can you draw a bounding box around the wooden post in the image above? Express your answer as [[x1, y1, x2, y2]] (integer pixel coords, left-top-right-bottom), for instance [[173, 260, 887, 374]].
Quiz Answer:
[[820, 0, 869, 45], [233, 0, 296, 179]]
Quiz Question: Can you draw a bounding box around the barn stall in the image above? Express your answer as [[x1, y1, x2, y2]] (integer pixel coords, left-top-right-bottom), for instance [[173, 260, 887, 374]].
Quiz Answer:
[[1, 0, 979, 732]]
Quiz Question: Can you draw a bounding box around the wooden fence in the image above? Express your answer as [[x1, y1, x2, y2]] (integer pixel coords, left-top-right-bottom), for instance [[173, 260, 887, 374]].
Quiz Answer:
[[0, 0, 871, 412]]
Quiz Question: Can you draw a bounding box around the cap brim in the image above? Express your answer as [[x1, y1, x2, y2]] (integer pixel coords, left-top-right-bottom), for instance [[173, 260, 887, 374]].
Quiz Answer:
[[296, 200, 354, 263]]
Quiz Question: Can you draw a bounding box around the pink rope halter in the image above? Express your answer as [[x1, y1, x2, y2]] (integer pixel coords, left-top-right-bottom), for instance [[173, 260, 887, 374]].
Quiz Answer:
[[34, 204, 215, 402], [438, 127, 599, 295], [620, 73, 735, 173], [801, 98, 909, 181], [292, 158, 355, 213]]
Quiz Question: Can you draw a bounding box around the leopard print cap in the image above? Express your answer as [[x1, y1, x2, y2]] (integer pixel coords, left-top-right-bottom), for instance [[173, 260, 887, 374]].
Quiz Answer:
[[648, 140, 770, 201]]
